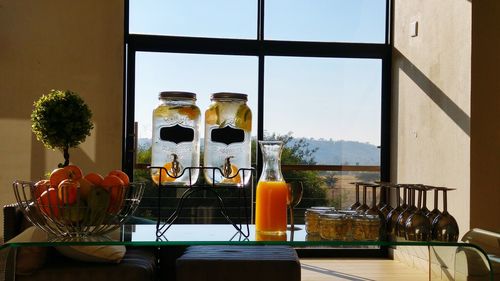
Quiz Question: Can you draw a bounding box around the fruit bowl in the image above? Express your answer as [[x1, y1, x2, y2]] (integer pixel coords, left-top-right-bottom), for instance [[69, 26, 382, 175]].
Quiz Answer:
[[13, 180, 145, 238]]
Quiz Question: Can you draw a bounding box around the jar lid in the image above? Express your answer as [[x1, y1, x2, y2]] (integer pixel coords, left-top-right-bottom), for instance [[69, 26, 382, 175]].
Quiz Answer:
[[365, 215, 380, 221], [211, 92, 247, 101], [159, 91, 196, 100], [320, 213, 345, 220], [352, 215, 370, 221], [338, 210, 357, 215], [306, 207, 335, 214]]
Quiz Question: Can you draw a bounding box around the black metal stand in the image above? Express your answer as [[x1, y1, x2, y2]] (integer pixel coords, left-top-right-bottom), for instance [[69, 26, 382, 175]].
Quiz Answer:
[[148, 166, 254, 239]]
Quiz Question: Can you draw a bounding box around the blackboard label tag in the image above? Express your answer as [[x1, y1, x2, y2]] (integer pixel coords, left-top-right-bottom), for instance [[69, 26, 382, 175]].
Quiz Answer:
[[160, 125, 194, 144], [211, 126, 245, 145]]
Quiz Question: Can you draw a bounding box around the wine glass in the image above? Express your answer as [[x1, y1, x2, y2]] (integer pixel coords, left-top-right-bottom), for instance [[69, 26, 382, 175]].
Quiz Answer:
[[400, 184, 409, 210], [378, 183, 394, 219], [365, 183, 386, 240], [396, 185, 417, 239], [365, 184, 381, 216], [419, 185, 431, 217], [349, 182, 362, 211], [355, 183, 370, 213], [431, 187, 459, 242], [386, 184, 404, 239], [405, 186, 431, 241], [287, 181, 304, 231], [374, 181, 389, 210], [427, 186, 441, 225]]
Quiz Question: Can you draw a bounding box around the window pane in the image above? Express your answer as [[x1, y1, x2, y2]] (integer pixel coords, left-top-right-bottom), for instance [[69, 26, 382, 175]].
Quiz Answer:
[[134, 52, 258, 141], [133, 52, 257, 222], [265, 0, 386, 43], [129, 0, 257, 39], [264, 56, 381, 165]]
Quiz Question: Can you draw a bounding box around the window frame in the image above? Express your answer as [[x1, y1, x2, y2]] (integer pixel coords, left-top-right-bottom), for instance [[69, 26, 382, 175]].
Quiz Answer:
[[123, 0, 392, 257]]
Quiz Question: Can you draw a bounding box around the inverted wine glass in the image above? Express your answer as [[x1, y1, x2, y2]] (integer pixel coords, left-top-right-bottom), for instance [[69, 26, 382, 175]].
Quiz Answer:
[[349, 182, 362, 211], [386, 184, 404, 239], [427, 186, 441, 225], [405, 186, 431, 241], [419, 185, 431, 217], [365, 184, 381, 217], [379, 183, 394, 219], [431, 187, 459, 242], [396, 185, 417, 239], [355, 182, 370, 214]]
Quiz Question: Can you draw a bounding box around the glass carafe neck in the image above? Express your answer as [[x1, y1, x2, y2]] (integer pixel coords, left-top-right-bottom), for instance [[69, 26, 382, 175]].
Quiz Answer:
[[259, 141, 284, 182]]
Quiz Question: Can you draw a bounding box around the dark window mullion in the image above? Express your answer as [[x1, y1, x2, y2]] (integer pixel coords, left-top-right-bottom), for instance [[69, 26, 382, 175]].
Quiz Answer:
[[257, 0, 264, 41], [124, 46, 136, 177], [128, 34, 389, 59]]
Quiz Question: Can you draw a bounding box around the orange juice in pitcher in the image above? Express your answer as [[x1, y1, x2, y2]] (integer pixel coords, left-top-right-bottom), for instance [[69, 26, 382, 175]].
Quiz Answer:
[[256, 181, 288, 234], [255, 141, 288, 235]]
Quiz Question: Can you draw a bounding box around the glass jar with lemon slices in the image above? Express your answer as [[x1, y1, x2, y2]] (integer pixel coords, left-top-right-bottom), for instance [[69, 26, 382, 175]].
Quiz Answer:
[[204, 93, 252, 186], [151, 91, 201, 186]]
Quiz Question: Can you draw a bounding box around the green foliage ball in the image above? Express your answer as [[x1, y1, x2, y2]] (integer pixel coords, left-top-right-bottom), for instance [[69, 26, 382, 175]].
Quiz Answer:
[[31, 89, 93, 150]]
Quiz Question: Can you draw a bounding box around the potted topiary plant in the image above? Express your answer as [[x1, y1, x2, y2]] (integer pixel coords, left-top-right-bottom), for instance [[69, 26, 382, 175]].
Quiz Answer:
[[31, 89, 93, 167]]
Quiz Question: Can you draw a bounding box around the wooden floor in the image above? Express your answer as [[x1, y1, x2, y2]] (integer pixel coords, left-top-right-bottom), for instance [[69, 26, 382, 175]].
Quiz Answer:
[[300, 258, 428, 281]]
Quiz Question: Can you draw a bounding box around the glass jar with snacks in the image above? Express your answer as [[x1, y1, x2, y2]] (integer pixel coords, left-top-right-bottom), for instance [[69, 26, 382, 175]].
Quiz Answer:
[[351, 215, 370, 241], [305, 207, 335, 235], [365, 215, 381, 241], [319, 213, 347, 241]]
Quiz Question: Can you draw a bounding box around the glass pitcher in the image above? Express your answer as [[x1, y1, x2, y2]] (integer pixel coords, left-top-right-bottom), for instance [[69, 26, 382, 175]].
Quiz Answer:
[[255, 141, 288, 235]]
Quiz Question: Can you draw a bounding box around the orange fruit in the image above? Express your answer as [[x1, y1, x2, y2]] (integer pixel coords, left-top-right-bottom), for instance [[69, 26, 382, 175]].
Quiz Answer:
[[77, 177, 94, 200], [84, 172, 104, 186], [101, 174, 124, 188], [49, 168, 68, 187], [151, 162, 177, 185], [58, 179, 79, 205], [178, 106, 200, 120], [235, 104, 252, 132], [101, 175, 125, 213], [37, 188, 61, 218], [205, 105, 219, 125], [49, 165, 83, 187], [108, 170, 130, 185], [65, 165, 83, 180], [33, 179, 51, 200], [221, 164, 242, 184]]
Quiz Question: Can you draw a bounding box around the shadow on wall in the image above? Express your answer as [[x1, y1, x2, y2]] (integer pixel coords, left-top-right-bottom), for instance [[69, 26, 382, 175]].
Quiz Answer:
[[393, 48, 470, 137], [29, 134, 97, 180]]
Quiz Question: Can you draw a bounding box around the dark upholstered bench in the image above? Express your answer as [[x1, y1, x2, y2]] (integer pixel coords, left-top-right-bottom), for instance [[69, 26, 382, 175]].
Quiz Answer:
[[176, 245, 301, 281]]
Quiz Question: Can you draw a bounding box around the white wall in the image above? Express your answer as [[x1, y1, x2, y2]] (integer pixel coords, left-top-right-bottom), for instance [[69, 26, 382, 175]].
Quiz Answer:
[[391, 0, 471, 234]]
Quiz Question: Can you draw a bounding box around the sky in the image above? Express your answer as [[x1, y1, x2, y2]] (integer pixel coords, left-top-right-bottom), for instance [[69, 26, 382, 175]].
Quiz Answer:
[[129, 0, 386, 146]]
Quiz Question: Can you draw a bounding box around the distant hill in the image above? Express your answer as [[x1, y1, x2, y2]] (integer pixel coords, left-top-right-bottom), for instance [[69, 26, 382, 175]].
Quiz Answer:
[[138, 137, 380, 166], [292, 138, 380, 166]]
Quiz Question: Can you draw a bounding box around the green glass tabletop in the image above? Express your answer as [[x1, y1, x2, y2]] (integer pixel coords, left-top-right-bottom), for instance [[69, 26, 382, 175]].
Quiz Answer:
[[2, 224, 495, 281], [0, 224, 492, 250]]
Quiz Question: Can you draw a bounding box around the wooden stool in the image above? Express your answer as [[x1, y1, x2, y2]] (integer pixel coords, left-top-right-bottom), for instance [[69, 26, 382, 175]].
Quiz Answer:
[[176, 245, 301, 281]]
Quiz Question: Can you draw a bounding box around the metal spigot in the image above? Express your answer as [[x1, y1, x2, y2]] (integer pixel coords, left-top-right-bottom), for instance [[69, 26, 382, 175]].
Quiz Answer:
[[222, 156, 234, 178], [170, 153, 181, 177]]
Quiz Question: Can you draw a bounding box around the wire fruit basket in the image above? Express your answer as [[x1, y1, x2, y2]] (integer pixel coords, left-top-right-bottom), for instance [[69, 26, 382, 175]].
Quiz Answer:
[[13, 180, 145, 238]]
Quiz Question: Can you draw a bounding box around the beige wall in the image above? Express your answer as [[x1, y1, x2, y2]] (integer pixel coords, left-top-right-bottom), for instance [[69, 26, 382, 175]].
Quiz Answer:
[[391, 0, 471, 234], [0, 0, 124, 237], [471, 1, 500, 233]]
